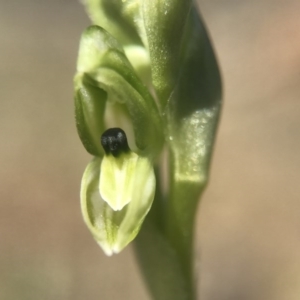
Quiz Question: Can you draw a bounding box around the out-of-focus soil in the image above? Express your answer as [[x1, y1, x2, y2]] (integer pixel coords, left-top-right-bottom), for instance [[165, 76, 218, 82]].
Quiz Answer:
[[0, 0, 299, 299]]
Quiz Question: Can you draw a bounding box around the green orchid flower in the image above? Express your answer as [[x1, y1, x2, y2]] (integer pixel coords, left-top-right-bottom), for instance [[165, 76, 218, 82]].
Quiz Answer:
[[75, 25, 163, 255], [81, 140, 155, 255], [75, 0, 222, 298]]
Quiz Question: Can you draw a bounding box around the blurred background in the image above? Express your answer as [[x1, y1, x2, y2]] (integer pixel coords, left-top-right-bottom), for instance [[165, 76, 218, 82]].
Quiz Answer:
[[1, 0, 300, 299]]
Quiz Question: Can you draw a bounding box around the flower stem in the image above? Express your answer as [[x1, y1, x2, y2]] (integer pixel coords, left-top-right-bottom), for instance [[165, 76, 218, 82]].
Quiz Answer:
[[134, 167, 205, 300]]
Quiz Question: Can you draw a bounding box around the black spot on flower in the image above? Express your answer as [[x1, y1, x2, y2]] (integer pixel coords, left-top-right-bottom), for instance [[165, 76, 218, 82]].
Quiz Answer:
[[101, 128, 130, 157]]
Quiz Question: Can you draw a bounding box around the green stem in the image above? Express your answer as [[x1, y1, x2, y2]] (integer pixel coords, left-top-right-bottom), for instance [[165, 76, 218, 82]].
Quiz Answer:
[[134, 166, 205, 300], [165, 180, 205, 299]]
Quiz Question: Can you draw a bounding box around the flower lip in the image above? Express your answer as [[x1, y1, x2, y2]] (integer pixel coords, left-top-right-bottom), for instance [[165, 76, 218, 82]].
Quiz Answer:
[[101, 128, 130, 157]]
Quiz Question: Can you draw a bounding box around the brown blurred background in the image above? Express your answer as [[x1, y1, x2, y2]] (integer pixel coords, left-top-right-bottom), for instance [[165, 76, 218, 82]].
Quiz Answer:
[[1, 0, 300, 299]]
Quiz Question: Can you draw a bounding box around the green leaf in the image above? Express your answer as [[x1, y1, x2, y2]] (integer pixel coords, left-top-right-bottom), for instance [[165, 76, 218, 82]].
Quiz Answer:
[[167, 6, 222, 186], [164, 5, 222, 283]]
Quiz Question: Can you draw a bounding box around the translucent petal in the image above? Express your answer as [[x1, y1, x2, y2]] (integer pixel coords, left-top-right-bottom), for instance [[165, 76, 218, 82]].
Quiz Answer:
[[80, 156, 155, 255]]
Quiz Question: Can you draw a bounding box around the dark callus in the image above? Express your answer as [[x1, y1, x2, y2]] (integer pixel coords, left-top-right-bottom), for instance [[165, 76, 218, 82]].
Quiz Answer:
[[101, 128, 130, 157]]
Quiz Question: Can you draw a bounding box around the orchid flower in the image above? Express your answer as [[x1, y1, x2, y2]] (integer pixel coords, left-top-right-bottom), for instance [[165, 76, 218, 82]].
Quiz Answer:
[[74, 0, 221, 298]]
